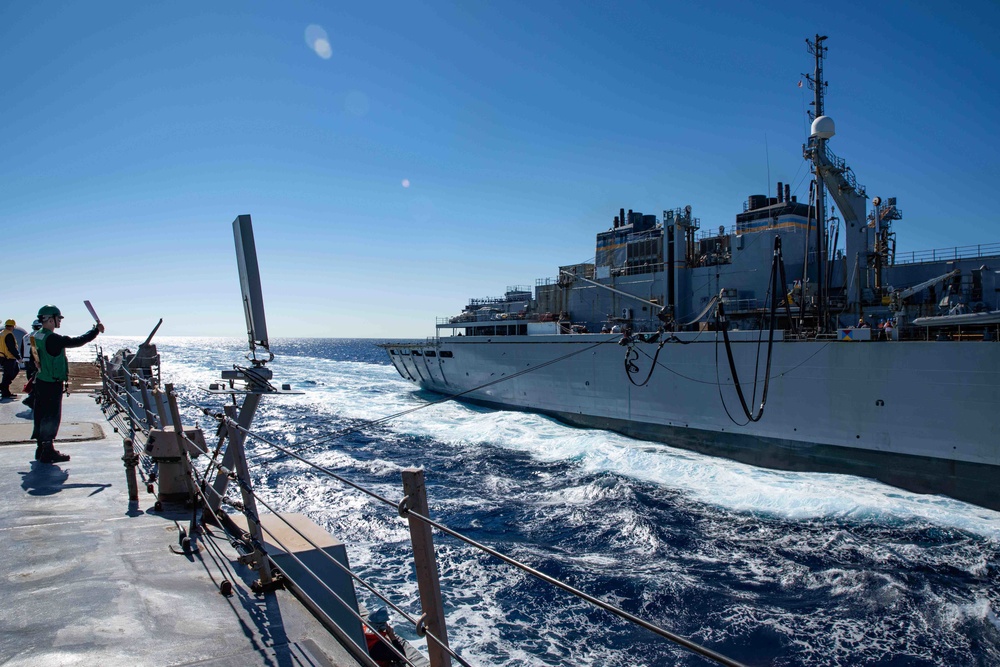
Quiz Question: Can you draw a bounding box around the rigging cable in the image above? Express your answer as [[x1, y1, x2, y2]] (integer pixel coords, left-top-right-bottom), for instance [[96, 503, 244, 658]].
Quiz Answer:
[[621, 330, 696, 387], [619, 298, 718, 387], [622, 331, 666, 387], [629, 332, 831, 390], [715, 235, 785, 424], [249, 336, 623, 462]]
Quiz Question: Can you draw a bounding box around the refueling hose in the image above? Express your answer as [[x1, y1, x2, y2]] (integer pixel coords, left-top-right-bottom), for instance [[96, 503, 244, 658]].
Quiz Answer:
[[717, 235, 786, 423]]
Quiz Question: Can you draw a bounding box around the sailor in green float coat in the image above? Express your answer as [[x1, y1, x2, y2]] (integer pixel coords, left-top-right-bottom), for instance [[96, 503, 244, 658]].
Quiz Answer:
[[31, 305, 104, 464]]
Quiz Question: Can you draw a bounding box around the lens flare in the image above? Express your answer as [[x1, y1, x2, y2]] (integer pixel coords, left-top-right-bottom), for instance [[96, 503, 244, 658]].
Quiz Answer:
[[304, 24, 332, 60], [313, 38, 332, 59]]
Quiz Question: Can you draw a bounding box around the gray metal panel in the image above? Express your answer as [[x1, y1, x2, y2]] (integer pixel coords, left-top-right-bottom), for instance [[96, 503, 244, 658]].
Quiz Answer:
[[248, 513, 367, 654], [385, 336, 1000, 509], [233, 214, 269, 350]]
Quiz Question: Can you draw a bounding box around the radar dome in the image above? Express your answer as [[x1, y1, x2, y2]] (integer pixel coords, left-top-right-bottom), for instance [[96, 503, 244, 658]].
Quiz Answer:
[[811, 115, 835, 139]]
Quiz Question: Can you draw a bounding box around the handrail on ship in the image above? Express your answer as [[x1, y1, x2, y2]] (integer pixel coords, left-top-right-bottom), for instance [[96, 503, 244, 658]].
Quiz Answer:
[[893, 241, 1000, 266], [98, 361, 429, 667], [96, 349, 749, 667]]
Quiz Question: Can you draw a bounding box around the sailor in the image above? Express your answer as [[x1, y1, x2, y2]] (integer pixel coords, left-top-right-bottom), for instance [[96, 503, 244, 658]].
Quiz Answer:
[[32, 305, 104, 463], [363, 607, 406, 667], [0, 319, 20, 399], [19, 320, 42, 409]]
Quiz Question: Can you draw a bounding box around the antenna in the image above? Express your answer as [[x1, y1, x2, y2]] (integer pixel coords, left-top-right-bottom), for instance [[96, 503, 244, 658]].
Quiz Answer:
[[198, 214, 300, 594], [803, 34, 828, 118], [803, 34, 830, 332], [765, 133, 771, 206], [233, 214, 270, 361], [211, 214, 300, 396]]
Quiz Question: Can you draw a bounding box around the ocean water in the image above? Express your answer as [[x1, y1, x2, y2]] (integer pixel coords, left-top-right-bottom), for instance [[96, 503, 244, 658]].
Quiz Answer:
[[82, 337, 1000, 666]]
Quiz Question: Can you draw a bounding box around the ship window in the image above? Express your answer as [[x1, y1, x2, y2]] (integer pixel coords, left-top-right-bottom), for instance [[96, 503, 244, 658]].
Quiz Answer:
[[440, 351, 454, 358], [413, 350, 423, 356], [390, 349, 397, 355], [426, 351, 437, 357]]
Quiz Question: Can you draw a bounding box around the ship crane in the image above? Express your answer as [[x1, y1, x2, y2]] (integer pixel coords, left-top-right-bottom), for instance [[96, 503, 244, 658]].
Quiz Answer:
[[888, 268, 960, 326], [869, 196, 903, 292]]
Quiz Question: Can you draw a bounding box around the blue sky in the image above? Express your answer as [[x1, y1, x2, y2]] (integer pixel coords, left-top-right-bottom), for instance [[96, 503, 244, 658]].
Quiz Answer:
[[2, 1, 997, 338]]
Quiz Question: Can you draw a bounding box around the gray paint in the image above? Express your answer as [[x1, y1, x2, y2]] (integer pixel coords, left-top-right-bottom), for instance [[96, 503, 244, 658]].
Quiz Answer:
[[385, 334, 1000, 510]]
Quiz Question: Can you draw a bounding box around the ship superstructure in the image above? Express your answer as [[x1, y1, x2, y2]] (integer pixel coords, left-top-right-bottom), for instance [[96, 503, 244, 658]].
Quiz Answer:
[[383, 37, 1000, 510]]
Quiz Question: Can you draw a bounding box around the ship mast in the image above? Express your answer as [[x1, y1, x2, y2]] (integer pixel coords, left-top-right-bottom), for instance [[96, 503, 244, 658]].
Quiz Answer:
[[804, 34, 828, 331], [804, 36, 873, 327]]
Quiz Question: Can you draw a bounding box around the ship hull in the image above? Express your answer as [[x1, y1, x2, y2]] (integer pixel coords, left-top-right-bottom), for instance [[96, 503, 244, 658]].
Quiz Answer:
[[385, 333, 1000, 510]]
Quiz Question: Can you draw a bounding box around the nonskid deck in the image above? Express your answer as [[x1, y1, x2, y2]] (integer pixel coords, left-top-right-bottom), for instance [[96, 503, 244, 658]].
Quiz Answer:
[[0, 393, 361, 667]]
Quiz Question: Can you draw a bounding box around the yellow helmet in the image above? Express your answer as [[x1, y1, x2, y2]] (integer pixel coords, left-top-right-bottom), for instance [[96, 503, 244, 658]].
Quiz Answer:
[[4, 319, 14, 327]]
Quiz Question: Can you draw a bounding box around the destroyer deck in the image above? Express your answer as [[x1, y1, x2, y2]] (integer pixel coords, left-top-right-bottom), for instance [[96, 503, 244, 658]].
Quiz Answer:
[[0, 390, 361, 667]]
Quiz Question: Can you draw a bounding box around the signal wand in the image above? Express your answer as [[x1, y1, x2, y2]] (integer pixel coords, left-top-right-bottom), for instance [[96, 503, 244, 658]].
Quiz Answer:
[[83, 300, 101, 324]]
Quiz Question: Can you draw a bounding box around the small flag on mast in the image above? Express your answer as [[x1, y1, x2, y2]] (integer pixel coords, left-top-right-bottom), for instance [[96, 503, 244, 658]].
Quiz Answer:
[[798, 80, 803, 88]]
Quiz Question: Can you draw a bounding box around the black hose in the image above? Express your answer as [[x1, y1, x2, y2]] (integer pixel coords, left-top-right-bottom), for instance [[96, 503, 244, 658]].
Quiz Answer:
[[718, 235, 783, 423]]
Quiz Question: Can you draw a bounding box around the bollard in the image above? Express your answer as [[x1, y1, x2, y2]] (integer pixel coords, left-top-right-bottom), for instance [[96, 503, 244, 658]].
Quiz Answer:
[[401, 468, 451, 667], [122, 439, 139, 502]]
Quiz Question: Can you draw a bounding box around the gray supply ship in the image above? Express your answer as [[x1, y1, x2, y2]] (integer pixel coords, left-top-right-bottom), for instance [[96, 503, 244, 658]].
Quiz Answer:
[[383, 36, 1000, 511]]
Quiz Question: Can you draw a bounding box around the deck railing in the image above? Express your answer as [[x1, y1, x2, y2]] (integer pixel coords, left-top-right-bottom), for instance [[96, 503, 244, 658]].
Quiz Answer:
[[437, 311, 536, 325], [97, 351, 747, 667], [893, 242, 1000, 265]]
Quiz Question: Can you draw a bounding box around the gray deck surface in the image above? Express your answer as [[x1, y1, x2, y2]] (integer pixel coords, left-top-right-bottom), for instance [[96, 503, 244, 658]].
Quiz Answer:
[[0, 392, 362, 667]]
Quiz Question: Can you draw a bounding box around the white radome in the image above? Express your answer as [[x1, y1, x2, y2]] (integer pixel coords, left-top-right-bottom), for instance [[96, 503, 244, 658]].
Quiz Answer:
[[811, 115, 836, 139]]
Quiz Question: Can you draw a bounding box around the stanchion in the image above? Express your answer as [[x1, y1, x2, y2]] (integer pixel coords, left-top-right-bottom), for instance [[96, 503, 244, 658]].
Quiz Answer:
[[401, 468, 451, 667]]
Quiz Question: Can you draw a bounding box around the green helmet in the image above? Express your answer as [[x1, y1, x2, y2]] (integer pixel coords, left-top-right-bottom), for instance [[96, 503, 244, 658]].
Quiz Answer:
[[38, 305, 62, 319]]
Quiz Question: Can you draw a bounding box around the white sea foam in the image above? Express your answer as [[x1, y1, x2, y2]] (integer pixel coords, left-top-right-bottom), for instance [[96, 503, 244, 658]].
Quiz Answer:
[[223, 352, 1000, 539], [376, 398, 1000, 538], [269, 353, 1000, 663], [83, 340, 997, 665], [89, 338, 1000, 538]]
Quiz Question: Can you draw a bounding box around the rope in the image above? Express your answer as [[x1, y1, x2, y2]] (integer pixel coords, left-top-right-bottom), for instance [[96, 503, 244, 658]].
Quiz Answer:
[[160, 402, 467, 667], [98, 343, 754, 666], [239, 482, 469, 667], [620, 327, 708, 387], [222, 418, 399, 509], [214, 417, 744, 666], [216, 412, 747, 666], [402, 507, 748, 667], [262, 336, 621, 461]]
